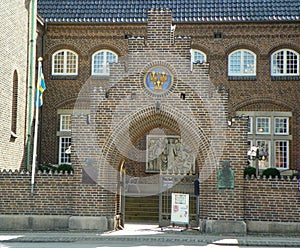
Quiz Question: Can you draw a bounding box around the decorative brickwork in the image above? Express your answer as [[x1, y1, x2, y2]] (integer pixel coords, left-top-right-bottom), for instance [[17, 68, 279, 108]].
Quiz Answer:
[[1, 9, 299, 231]]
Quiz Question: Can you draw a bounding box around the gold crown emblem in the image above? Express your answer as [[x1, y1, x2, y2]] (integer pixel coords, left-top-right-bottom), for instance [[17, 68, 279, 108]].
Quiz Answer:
[[149, 71, 169, 90]]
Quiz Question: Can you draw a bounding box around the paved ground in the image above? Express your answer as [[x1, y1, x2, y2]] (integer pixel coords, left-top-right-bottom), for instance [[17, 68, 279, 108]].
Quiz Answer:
[[0, 224, 300, 247]]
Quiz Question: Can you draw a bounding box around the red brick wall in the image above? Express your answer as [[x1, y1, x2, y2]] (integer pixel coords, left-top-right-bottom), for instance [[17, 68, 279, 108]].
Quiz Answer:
[[0, 171, 299, 223], [244, 178, 300, 222], [0, 172, 115, 217]]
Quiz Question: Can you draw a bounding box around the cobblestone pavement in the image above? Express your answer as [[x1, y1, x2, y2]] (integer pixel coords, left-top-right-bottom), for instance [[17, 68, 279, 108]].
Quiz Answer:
[[0, 224, 300, 247]]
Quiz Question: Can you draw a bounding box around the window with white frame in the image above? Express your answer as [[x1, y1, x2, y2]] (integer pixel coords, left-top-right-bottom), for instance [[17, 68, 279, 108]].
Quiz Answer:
[[238, 111, 291, 170], [256, 140, 270, 169], [247, 117, 253, 134], [92, 50, 118, 76], [191, 49, 207, 64], [59, 137, 71, 165], [228, 49, 256, 76], [271, 49, 299, 76], [274, 117, 289, 135], [256, 117, 270, 134], [52, 49, 78, 75], [275, 140, 289, 169], [60, 114, 72, 131], [58, 114, 72, 165]]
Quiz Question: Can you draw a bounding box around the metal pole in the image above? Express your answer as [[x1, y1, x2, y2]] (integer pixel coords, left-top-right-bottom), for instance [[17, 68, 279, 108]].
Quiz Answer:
[[31, 58, 43, 194], [26, 0, 37, 170]]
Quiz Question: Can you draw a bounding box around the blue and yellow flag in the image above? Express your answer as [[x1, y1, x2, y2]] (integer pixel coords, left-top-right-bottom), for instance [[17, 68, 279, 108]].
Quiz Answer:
[[36, 64, 46, 107]]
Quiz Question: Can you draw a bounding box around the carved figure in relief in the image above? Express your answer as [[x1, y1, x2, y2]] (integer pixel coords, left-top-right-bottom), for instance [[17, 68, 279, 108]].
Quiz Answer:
[[147, 139, 156, 171], [147, 136, 195, 174]]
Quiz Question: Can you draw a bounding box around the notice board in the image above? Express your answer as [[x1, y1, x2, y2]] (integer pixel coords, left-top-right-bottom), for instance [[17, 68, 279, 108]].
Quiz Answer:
[[171, 193, 189, 225]]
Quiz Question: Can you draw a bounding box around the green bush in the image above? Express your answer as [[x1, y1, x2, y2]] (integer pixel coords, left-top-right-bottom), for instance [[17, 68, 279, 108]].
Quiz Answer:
[[290, 172, 299, 179], [244, 166, 256, 178], [37, 163, 73, 174], [37, 163, 56, 173], [262, 168, 281, 179], [56, 164, 74, 173]]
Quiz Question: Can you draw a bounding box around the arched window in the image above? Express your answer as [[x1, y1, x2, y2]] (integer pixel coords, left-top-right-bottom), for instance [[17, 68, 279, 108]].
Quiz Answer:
[[228, 49, 256, 76], [271, 49, 299, 76], [52, 49, 78, 75], [191, 49, 207, 64], [92, 50, 118, 76], [11, 70, 18, 138]]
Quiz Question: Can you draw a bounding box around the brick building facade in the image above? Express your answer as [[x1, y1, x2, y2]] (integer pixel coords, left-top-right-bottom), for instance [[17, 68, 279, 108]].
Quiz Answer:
[[0, 0, 34, 170], [0, 1, 299, 233], [38, 2, 300, 173]]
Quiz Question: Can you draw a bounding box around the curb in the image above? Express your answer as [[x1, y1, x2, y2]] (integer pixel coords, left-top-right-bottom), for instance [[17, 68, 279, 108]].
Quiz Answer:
[[1, 233, 300, 247]]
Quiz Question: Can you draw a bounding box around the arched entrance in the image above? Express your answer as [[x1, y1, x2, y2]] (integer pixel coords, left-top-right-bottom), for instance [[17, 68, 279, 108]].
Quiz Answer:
[[99, 105, 216, 227]]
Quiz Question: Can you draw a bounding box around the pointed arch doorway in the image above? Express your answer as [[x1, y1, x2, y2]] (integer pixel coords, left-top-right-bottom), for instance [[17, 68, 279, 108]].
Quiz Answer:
[[101, 106, 215, 228]]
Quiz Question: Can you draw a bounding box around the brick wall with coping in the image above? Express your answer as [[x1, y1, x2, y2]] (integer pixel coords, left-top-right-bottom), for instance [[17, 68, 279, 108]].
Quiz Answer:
[[0, 171, 299, 223], [0, 171, 115, 218]]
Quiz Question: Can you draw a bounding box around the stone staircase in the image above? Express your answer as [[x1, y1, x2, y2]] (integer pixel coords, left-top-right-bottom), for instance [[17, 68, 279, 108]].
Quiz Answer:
[[125, 195, 159, 223]]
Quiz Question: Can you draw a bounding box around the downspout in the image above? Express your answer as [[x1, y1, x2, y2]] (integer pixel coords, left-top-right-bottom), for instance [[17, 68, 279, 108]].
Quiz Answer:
[[26, 0, 37, 170]]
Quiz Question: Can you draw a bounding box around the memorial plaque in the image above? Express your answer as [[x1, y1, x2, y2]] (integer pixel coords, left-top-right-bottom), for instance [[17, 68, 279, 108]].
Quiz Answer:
[[218, 161, 234, 189]]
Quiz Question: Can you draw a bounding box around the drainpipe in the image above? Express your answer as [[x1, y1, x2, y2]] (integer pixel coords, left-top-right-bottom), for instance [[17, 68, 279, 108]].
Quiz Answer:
[[26, 0, 37, 171]]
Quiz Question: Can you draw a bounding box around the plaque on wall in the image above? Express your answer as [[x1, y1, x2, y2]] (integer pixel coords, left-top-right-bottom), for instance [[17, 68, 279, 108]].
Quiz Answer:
[[146, 135, 195, 174], [217, 160, 234, 189]]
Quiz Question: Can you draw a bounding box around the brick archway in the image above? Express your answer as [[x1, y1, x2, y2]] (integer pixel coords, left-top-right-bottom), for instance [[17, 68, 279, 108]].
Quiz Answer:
[[96, 104, 217, 224], [99, 105, 215, 175]]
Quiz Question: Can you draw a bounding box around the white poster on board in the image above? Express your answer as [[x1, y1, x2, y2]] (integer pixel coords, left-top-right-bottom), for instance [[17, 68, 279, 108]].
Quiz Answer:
[[171, 193, 189, 224]]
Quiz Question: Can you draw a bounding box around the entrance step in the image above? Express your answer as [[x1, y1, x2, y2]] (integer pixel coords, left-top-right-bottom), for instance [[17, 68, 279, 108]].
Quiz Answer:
[[125, 195, 159, 222]]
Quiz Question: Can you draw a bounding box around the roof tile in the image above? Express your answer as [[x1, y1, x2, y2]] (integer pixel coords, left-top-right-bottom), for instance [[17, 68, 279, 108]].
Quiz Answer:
[[37, 0, 300, 23]]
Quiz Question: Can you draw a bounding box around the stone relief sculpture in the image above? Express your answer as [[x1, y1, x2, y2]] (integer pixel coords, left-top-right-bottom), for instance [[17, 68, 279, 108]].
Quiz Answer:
[[146, 135, 195, 174]]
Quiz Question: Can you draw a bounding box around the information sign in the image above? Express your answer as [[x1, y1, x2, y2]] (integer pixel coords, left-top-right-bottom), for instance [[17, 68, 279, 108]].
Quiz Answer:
[[171, 193, 189, 225]]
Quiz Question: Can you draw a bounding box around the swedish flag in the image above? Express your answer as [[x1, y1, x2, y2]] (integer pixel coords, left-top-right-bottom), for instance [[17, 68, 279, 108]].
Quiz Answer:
[[36, 64, 46, 107]]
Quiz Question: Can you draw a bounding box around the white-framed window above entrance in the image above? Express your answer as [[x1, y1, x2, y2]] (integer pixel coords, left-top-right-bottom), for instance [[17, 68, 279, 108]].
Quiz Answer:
[[57, 111, 72, 165], [52, 49, 78, 75], [228, 49, 256, 76], [238, 111, 292, 170], [92, 49, 118, 76], [271, 49, 299, 76]]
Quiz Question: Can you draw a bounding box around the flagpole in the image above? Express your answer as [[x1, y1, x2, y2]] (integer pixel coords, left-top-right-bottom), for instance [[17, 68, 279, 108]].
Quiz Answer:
[[31, 57, 43, 194]]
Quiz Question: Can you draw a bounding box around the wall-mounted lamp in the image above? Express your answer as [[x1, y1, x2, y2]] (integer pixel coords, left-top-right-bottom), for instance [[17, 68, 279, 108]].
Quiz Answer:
[[65, 145, 71, 155], [247, 146, 268, 177], [180, 93, 186, 100]]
